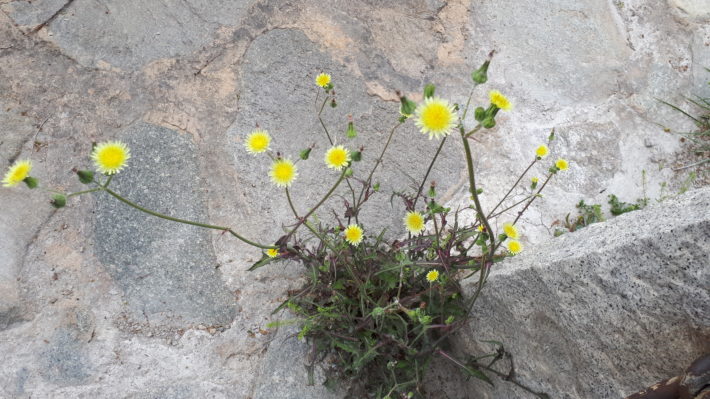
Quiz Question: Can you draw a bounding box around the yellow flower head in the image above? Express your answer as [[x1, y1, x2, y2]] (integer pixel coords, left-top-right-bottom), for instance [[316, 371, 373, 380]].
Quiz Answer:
[[92, 141, 130, 175], [414, 96, 457, 140], [531, 177, 539, 184], [489, 90, 513, 111], [244, 129, 271, 155], [266, 248, 280, 258], [315, 73, 331, 88], [555, 158, 569, 171], [269, 158, 298, 188], [507, 240, 523, 255], [476, 224, 485, 232], [535, 144, 549, 158], [404, 211, 425, 235], [426, 269, 439, 282], [343, 224, 363, 246], [503, 223, 519, 239], [324, 145, 351, 170], [2, 159, 32, 187]]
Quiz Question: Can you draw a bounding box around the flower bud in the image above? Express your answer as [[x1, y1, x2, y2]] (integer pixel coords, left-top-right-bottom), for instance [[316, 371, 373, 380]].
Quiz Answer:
[[530, 177, 539, 190], [474, 107, 486, 122], [346, 121, 357, 139], [351, 151, 362, 162], [76, 170, 94, 184], [399, 95, 417, 117], [23, 176, 38, 189], [471, 60, 490, 84], [482, 117, 496, 129], [299, 148, 312, 160], [344, 168, 354, 177], [51, 194, 66, 209], [423, 83, 435, 99], [428, 182, 436, 197], [330, 98, 337, 108]]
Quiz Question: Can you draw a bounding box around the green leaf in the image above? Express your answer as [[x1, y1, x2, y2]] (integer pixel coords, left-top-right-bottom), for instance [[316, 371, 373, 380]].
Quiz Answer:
[[462, 366, 494, 386], [248, 255, 278, 271]]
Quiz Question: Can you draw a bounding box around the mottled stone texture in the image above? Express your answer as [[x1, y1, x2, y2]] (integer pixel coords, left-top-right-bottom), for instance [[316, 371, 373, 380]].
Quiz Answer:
[[460, 187, 710, 398], [0, 0, 708, 397], [94, 122, 237, 331]]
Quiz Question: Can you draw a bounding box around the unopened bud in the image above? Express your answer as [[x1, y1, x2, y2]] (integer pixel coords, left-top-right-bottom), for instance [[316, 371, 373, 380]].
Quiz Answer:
[[299, 148, 312, 160], [344, 168, 354, 177], [399, 95, 417, 117], [330, 98, 337, 108], [423, 84, 435, 99], [482, 117, 496, 129], [51, 194, 66, 209], [351, 151, 362, 162], [346, 121, 357, 138], [23, 176, 38, 189], [474, 107, 486, 122], [471, 60, 490, 84], [76, 170, 94, 184]]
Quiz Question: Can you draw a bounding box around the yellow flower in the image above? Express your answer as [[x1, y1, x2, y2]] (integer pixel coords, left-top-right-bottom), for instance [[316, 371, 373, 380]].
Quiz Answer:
[[343, 224, 363, 246], [489, 90, 513, 111], [92, 141, 130, 175], [266, 248, 280, 258], [324, 145, 351, 170], [476, 224, 485, 232], [535, 144, 549, 158], [531, 177, 539, 184], [425, 270, 439, 282], [269, 158, 298, 188], [2, 159, 32, 187], [556, 159, 569, 171], [414, 97, 457, 140], [503, 223, 519, 239], [403, 211, 425, 235], [315, 73, 331, 88], [244, 129, 271, 155], [507, 240, 523, 255]]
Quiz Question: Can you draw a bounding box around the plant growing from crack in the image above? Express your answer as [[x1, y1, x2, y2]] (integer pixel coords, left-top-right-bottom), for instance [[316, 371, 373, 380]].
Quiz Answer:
[[3, 58, 566, 398]]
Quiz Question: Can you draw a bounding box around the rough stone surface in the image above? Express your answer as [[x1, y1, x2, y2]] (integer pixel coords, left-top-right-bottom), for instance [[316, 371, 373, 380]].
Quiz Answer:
[[94, 122, 237, 333], [0, 0, 708, 397], [460, 187, 710, 398]]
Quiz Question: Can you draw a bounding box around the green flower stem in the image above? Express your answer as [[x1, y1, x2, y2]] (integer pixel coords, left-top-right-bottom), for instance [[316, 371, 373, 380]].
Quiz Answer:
[[486, 158, 537, 219], [282, 168, 347, 241], [354, 121, 403, 214], [459, 126, 494, 252], [66, 187, 102, 198], [465, 124, 482, 138], [101, 187, 274, 249], [489, 194, 535, 220], [316, 95, 359, 222], [412, 136, 447, 209], [317, 97, 334, 145], [459, 125, 495, 315], [285, 188, 338, 253], [461, 85, 478, 121], [103, 174, 114, 188]]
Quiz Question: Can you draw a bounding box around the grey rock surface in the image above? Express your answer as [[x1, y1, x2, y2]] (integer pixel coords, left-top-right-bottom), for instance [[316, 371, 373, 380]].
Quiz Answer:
[[94, 122, 237, 334], [0, 0, 708, 397], [460, 187, 710, 398]]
